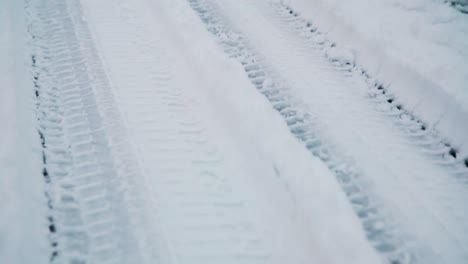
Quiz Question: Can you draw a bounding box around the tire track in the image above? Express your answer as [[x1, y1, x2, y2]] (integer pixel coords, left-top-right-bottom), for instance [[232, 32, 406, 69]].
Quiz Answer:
[[446, 0, 468, 14], [27, 0, 152, 262], [79, 0, 273, 262], [187, 2, 411, 262], [270, 2, 468, 183], [187, 0, 468, 263]]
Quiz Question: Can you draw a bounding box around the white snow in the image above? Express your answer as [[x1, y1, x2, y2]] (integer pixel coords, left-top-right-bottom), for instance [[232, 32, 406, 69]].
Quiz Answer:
[[0, 0, 47, 263], [192, 0, 468, 262], [326, 46, 356, 65], [79, 0, 381, 262], [283, 0, 468, 157], [2, 0, 467, 263]]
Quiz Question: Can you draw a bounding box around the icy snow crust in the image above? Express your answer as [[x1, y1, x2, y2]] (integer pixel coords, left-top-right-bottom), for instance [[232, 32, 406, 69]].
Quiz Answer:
[[284, 0, 468, 158]]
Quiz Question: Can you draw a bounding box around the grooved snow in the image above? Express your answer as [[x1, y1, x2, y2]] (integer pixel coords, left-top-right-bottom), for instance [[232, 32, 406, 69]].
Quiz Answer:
[[284, 0, 468, 157], [1, 0, 467, 263]]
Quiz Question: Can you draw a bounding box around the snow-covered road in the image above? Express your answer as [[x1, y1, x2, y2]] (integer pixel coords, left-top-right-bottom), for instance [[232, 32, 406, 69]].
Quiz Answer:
[[187, 0, 468, 263], [2, 0, 468, 263]]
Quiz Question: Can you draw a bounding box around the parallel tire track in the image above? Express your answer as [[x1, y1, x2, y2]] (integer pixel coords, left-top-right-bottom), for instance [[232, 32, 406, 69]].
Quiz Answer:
[[187, 2, 411, 263], [188, 0, 468, 263], [26, 0, 151, 262], [270, 2, 468, 182]]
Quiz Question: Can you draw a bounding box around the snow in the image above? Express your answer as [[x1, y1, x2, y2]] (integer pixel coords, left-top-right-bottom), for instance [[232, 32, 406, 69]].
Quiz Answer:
[[0, 0, 47, 263], [282, 0, 468, 157], [78, 0, 381, 262], [449, 0, 468, 13], [326, 46, 356, 65], [188, 0, 468, 262], [2, 0, 467, 262]]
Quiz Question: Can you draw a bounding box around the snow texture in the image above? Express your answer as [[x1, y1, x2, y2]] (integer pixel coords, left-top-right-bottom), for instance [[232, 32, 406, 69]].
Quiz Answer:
[[188, 0, 468, 262], [0, 0, 47, 263], [1, 0, 381, 263], [283, 0, 468, 158], [2, 0, 467, 263], [79, 0, 381, 262]]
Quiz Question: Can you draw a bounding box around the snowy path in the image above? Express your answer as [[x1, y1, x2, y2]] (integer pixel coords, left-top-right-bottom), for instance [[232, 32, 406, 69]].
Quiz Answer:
[[3, 0, 468, 263], [187, 0, 468, 263], [23, 0, 380, 263]]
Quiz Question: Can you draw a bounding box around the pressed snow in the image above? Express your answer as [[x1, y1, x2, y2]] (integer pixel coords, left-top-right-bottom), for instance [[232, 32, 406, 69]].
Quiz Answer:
[[189, 0, 468, 262], [283, 0, 468, 157], [79, 0, 381, 262], [2, 0, 467, 263]]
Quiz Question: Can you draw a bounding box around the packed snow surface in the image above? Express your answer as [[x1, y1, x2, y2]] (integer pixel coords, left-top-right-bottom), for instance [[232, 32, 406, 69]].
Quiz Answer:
[[1, 0, 468, 263], [188, 1, 468, 262], [284, 0, 468, 157]]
